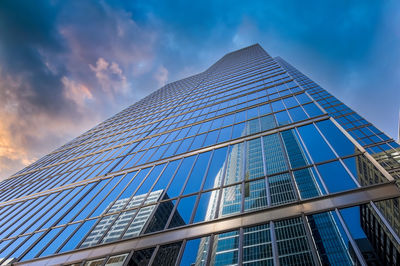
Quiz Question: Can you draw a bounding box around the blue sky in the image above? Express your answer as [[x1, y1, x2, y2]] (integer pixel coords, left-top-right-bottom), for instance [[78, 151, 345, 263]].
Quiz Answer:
[[0, 0, 399, 178]]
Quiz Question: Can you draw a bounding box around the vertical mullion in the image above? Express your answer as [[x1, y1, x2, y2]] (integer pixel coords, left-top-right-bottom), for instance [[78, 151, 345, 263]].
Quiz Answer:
[[260, 136, 272, 206], [334, 209, 367, 266], [270, 221, 280, 266]]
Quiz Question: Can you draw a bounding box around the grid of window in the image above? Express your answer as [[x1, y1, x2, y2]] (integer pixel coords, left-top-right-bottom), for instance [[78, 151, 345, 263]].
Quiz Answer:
[[275, 56, 400, 155], [0, 44, 398, 265], [56, 206, 384, 266]]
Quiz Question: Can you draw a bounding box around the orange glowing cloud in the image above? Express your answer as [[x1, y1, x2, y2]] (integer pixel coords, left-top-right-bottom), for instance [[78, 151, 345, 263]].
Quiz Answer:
[[62, 76, 93, 106]]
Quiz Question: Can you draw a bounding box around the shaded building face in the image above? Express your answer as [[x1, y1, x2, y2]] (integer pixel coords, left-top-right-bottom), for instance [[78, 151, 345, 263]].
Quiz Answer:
[[0, 44, 399, 265]]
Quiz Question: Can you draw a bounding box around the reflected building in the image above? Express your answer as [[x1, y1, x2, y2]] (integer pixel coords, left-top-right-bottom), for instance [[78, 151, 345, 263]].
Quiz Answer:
[[349, 238, 380, 265], [81, 190, 184, 248], [0, 44, 400, 265], [357, 149, 400, 264], [196, 127, 353, 265]]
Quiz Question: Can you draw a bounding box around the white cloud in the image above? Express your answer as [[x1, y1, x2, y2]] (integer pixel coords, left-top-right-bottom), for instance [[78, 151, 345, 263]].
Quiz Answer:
[[89, 57, 128, 96], [154, 65, 169, 87], [62, 76, 93, 107]]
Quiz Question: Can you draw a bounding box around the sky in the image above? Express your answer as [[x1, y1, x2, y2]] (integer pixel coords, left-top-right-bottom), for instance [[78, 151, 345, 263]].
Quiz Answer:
[[0, 0, 399, 179]]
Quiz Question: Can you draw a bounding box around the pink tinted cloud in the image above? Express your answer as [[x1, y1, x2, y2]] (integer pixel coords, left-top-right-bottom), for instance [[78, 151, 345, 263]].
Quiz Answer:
[[0, 1, 164, 179]]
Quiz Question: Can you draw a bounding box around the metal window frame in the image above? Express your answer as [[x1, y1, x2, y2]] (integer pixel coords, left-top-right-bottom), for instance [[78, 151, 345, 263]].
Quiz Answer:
[[13, 181, 400, 266]]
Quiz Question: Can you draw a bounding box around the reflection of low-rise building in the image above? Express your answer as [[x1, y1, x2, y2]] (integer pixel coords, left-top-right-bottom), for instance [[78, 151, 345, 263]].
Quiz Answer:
[[81, 190, 185, 248], [372, 147, 400, 180], [356, 149, 400, 265], [0, 258, 15, 265]]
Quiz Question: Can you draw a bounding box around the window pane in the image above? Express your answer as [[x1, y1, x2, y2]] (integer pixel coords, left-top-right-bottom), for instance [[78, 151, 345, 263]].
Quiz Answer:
[[0, 237, 28, 263], [179, 238, 202, 266], [243, 224, 273, 265], [152, 242, 182, 265], [193, 191, 219, 223], [41, 223, 80, 257], [263, 134, 289, 175], [91, 175, 125, 217], [102, 210, 137, 243], [246, 118, 260, 135], [224, 143, 244, 185], [288, 106, 308, 122], [166, 156, 196, 198], [303, 102, 323, 117], [244, 179, 267, 211], [295, 93, 311, 104], [297, 124, 336, 163], [293, 167, 324, 199], [190, 134, 206, 151], [183, 152, 211, 195], [219, 184, 241, 217], [105, 253, 129, 266], [203, 148, 228, 190], [275, 217, 314, 265], [283, 96, 298, 108], [168, 195, 197, 228], [231, 122, 246, 139], [235, 110, 246, 123], [56, 182, 99, 225], [211, 230, 239, 265], [143, 200, 178, 234], [245, 138, 264, 180], [59, 220, 97, 253], [217, 126, 232, 143], [176, 137, 194, 154], [281, 129, 309, 168], [203, 130, 219, 147], [128, 248, 155, 265], [316, 120, 357, 157], [124, 168, 151, 199], [268, 173, 297, 205], [81, 214, 118, 248], [107, 171, 135, 201], [7, 233, 43, 262], [317, 160, 357, 193], [307, 211, 352, 265], [260, 115, 276, 131], [275, 110, 291, 126], [40, 185, 91, 229], [152, 160, 181, 192], [135, 164, 166, 196], [70, 179, 110, 222], [271, 100, 285, 112]]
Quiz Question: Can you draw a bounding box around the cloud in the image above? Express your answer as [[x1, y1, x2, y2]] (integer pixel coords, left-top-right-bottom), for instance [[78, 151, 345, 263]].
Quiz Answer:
[[154, 65, 169, 87], [231, 17, 264, 51], [89, 58, 128, 97], [0, 0, 163, 179], [62, 77, 93, 107]]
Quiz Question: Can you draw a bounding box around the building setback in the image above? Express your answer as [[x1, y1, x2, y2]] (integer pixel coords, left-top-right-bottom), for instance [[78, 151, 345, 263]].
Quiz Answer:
[[0, 44, 399, 265]]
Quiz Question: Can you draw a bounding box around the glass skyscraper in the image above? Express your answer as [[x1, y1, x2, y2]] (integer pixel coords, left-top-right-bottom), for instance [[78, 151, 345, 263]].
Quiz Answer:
[[0, 44, 399, 265]]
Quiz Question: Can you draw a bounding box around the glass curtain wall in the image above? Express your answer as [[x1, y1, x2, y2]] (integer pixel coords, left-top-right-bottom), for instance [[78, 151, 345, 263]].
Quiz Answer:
[[0, 44, 398, 265]]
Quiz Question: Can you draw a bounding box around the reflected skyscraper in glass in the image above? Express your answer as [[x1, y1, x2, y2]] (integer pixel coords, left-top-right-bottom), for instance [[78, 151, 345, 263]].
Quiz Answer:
[[0, 44, 399, 265]]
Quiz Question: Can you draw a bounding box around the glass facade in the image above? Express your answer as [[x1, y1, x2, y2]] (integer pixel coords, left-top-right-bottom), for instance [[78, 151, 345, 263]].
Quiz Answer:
[[0, 44, 399, 265]]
